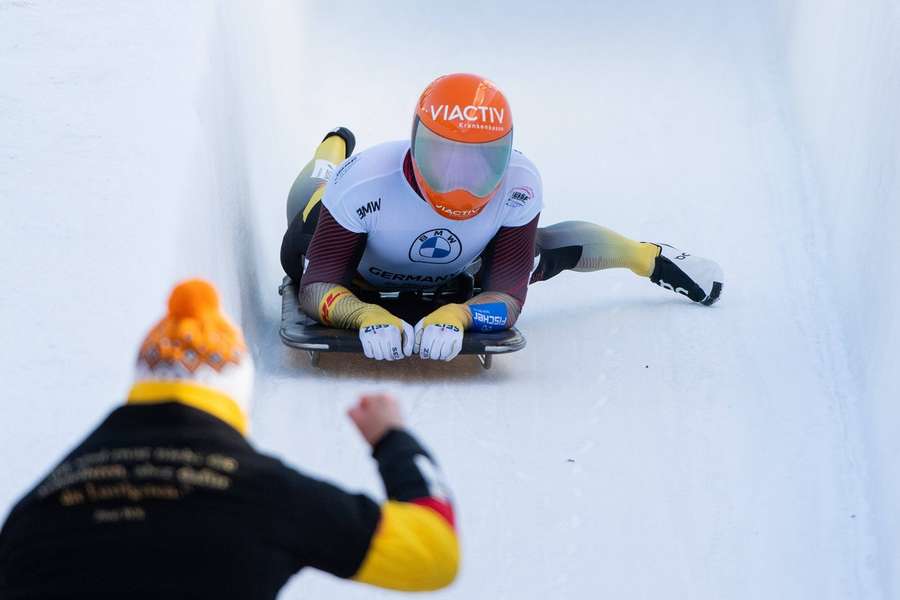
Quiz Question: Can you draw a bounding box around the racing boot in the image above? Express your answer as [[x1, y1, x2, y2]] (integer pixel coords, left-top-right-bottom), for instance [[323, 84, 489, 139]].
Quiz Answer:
[[281, 127, 356, 283], [648, 243, 723, 305], [286, 127, 356, 227]]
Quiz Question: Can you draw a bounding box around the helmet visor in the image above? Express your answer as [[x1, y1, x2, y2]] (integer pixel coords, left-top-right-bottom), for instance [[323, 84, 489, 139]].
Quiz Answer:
[[412, 116, 513, 198]]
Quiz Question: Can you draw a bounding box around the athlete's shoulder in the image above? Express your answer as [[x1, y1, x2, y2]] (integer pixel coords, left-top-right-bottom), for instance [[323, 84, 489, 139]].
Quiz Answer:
[[497, 149, 543, 227], [329, 141, 406, 190], [507, 149, 541, 181], [323, 141, 407, 233]]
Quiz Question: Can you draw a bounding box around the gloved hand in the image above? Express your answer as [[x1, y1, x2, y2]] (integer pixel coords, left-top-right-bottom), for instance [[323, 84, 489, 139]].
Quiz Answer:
[[414, 304, 471, 361], [347, 393, 404, 446], [357, 306, 414, 361]]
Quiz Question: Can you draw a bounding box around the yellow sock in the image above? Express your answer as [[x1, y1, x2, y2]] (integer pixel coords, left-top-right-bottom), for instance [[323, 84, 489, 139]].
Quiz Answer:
[[300, 135, 348, 222], [314, 134, 346, 163], [570, 225, 659, 277], [630, 241, 661, 277]]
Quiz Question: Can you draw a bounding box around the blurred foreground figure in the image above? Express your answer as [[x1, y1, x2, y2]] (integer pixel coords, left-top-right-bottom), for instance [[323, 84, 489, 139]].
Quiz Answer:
[[0, 280, 458, 598]]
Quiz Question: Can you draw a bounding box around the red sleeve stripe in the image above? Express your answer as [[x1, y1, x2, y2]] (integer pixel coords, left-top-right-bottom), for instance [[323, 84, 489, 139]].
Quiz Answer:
[[480, 214, 540, 304], [411, 497, 456, 529], [403, 150, 425, 199], [301, 207, 366, 286]]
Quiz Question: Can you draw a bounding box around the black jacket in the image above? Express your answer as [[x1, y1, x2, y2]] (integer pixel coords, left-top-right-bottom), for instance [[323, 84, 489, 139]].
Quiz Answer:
[[0, 402, 444, 599]]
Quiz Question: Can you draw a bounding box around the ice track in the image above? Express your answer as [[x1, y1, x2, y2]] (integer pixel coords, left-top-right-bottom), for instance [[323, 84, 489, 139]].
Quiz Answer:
[[2, 2, 898, 599]]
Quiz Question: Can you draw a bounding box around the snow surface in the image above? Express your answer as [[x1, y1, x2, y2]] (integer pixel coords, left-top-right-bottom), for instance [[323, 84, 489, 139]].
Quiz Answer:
[[1, 1, 897, 598]]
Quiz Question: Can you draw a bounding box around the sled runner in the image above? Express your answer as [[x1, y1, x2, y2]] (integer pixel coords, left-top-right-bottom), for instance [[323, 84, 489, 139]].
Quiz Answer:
[[278, 277, 526, 369]]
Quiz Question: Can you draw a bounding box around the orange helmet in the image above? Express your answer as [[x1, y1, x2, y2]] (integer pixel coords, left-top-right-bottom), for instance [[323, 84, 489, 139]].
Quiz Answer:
[[411, 73, 513, 220]]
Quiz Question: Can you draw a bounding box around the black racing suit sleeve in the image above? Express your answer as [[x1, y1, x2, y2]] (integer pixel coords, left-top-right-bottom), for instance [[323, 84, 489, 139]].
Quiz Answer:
[[371, 429, 434, 501], [284, 428, 435, 578], [479, 213, 541, 305], [300, 207, 367, 288], [282, 475, 381, 578], [280, 215, 312, 283]]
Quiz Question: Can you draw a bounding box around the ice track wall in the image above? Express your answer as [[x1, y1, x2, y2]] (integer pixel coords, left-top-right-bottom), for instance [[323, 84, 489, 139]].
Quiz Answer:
[[780, 1, 900, 595], [0, 0, 304, 539]]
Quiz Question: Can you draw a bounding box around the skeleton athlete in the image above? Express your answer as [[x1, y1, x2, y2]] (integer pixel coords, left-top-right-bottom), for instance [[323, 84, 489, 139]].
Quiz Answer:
[[280, 73, 723, 362]]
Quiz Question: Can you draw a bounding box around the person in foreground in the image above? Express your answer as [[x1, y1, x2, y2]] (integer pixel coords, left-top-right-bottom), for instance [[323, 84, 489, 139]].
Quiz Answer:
[[0, 279, 458, 599], [281, 72, 724, 362]]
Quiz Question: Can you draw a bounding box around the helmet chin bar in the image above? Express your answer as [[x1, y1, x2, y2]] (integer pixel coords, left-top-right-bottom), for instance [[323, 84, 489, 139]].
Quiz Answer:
[[412, 157, 498, 221], [429, 200, 485, 220]]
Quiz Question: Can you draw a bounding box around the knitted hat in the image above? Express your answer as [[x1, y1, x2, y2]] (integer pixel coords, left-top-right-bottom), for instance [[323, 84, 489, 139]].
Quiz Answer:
[[127, 279, 254, 435]]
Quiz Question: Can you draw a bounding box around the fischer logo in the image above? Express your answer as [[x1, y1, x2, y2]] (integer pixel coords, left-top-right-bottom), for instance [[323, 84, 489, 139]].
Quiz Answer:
[[472, 312, 507, 328], [428, 104, 505, 131]]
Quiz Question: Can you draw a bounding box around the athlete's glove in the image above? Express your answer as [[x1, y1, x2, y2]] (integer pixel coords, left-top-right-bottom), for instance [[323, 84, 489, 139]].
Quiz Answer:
[[357, 306, 414, 361], [414, 304, 471, 361], [649, 243, 724, 305]]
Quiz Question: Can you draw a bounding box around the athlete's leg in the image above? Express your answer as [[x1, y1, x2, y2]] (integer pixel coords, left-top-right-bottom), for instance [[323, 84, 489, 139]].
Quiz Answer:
[[531, 221, 723, 305], [532, 221, 658, 280], [280, 128, 355, 282]]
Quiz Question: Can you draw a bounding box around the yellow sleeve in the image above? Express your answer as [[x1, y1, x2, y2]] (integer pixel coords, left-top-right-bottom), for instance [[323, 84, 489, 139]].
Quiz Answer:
[[315, 284, 406, 332], [352, 500, 460, 591]]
